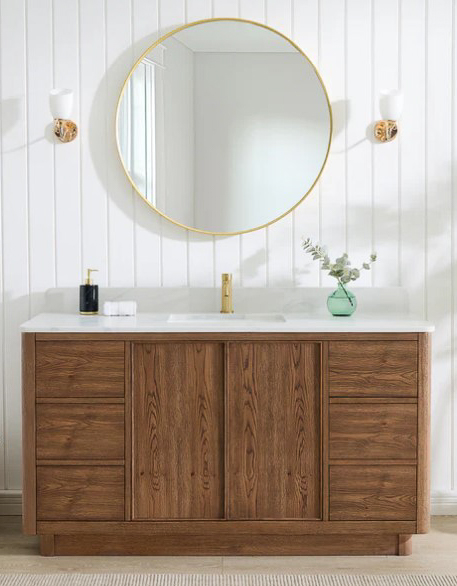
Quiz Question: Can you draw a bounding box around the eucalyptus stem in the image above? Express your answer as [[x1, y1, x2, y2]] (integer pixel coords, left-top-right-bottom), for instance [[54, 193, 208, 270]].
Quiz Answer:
[[301, 237, 377, 291], [337, 278, 354, 306]]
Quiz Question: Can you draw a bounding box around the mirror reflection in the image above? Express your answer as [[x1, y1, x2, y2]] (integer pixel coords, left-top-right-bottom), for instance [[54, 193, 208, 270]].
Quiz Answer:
[[117, 19, 332, 234]]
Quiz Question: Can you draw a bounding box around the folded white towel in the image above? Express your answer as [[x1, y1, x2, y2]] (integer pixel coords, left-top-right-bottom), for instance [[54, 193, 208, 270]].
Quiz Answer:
[[103, 301, 137, 316]]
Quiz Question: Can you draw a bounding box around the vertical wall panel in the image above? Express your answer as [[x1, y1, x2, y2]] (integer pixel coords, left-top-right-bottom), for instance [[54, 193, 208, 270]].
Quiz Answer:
[[427, 0, 453, 493], [345, 0, 372, 287], [106, 0, 135, 287], [27, 0, 55, 317], [0, 0, 28, 489], [188, 233, 214, 287], [318, 0, 346, 287], [53, 0, 81, 287], [186, 0, 215, 288], [158, 0, 189, 287], [132, 0, 162, 287], [79, 0, 109, 285], [453, 0, 457, 493], [186, 0, 212, 21], [372, 0, 400, 286], [292, 0, 320, 286], [212, 0, 242, 287], [240, 228, 267, 288], [400, 0, 426, 317], [265, 0, 294, 287], [0, 0, 4, 490], [214, 236, 241, 287], [213, 0, 238, 16], [239, 0, 264, 21], [238, 0, 267, 287]]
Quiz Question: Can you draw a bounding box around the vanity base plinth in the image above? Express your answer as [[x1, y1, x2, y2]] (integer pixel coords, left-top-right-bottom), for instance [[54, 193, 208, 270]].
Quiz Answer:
[[39, 533, 412, 557]]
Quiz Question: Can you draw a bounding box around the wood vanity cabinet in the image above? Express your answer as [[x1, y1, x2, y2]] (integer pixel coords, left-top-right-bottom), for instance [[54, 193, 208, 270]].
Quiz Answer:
[[22, 332, 430, 556]]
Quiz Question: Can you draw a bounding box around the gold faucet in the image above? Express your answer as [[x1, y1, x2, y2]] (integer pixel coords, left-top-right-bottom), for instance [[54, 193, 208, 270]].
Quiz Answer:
[[220, 273, 234, 314]]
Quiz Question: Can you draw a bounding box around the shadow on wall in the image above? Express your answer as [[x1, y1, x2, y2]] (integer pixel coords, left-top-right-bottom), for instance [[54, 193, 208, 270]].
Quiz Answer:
[[240, 248, 266, 283], [88, 29, 186, 242], [424, 172, 455, 492], [331, 98, 382, 153], [2, 98, 22, 136], [0, 98, 56, 153]]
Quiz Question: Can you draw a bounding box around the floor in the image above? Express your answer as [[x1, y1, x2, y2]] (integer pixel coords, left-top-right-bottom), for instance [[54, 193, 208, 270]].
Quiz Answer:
[[0, 517, 455, 575]]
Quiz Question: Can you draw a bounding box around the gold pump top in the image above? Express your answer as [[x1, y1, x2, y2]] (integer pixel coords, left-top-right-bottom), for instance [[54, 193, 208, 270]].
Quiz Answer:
[[84, 268, 98, 285]]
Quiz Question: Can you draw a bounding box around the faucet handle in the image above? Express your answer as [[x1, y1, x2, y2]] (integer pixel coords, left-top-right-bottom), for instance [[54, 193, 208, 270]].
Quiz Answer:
[[220, 273, 234, 314]]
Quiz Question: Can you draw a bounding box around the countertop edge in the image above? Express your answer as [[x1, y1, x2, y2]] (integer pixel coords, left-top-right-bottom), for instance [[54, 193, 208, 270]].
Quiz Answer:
[[19, 313, 435, 334], [20, 326, 436, 333]]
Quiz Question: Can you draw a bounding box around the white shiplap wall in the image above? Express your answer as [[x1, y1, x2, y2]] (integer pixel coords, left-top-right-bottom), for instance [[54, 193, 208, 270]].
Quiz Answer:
[[0, 0, 456, 512]]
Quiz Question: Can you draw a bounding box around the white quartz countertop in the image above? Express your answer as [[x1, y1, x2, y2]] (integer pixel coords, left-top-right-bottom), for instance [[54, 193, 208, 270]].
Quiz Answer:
[[20, 312, 435, 333]]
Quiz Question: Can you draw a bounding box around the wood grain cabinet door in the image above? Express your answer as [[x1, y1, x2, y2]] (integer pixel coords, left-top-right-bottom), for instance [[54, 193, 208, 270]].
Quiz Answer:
[[227, 342, 321, 520], [132, 343, 224, 519]]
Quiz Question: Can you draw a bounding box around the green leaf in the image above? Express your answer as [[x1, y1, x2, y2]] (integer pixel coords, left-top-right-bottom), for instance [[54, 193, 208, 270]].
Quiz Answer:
[[335, 256, 348, 266]]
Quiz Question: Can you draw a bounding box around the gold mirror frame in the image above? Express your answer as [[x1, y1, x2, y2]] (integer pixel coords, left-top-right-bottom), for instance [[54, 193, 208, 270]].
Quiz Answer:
[[115, 17, 333, 236]]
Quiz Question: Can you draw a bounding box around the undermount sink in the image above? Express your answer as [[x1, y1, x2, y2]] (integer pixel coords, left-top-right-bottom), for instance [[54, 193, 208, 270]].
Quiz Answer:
[[167, 313, 285, 323]]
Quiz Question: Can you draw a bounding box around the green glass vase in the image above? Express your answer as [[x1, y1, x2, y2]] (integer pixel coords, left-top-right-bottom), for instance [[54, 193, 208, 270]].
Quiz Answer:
[[327, 282, 357, 316]]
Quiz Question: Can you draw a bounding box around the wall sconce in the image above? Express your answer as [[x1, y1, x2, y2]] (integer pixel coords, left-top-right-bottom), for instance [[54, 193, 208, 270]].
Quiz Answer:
[[49, 88, 78, 143], [374, 89, 403, 143]]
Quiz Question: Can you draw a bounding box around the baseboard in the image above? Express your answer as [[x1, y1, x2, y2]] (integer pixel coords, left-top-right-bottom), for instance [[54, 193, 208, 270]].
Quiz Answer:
[[431, 494, 457, 515], [0, 490, 456, 517], [0, 490, 22, 515]]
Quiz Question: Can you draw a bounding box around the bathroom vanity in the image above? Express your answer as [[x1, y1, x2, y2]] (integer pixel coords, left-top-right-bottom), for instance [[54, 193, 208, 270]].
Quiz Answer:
[[21, 313, 432, 556]]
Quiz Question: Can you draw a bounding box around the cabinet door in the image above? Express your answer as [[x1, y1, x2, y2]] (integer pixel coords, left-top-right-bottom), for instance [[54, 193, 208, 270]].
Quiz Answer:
[[132, 343, 224, 519], [227, 342, 321, 519]]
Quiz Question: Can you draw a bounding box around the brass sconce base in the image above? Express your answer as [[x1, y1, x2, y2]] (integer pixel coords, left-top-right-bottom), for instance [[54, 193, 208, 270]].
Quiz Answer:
[[374, 120, 398, 142], [54, 118, 78, 143]]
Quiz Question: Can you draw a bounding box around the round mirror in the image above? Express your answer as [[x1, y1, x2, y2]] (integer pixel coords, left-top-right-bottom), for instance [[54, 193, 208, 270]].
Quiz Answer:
[[116, 18, 332, 235]]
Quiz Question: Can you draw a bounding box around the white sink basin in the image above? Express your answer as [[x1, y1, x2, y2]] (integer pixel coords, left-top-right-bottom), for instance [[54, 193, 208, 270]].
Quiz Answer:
[[168, 313, 285, 323]]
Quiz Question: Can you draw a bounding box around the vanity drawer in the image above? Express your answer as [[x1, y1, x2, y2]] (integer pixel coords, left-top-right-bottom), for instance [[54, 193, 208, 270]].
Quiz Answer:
[[36, 341, 125, 397], [329, 403, 417, 460], [329, 465, 417, 521], [329, 341, 418, 397], [37, 466, 124, 521], [36, 404, 124, 460]]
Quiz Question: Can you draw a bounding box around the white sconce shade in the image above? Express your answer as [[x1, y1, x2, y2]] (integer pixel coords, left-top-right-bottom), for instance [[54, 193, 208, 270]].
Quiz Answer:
[[379, 89, 403, 120], [50, 88, 78, 143], [49, 88, 74, 119]]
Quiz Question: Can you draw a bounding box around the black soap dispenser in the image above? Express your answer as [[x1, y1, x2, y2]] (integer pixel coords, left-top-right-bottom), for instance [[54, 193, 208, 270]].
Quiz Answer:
[[80, 268, 99, 315]]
